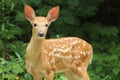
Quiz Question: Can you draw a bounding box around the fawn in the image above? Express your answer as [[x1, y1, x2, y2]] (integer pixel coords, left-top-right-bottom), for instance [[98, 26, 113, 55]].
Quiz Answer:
[[24, 4, 93, 80]]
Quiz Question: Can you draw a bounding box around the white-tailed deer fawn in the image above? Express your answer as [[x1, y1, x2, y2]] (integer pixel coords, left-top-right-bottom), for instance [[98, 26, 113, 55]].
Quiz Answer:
[[24, 4, 93, 80]]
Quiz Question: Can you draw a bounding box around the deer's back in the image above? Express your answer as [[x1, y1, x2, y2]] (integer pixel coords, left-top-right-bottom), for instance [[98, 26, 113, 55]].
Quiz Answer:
[[42, 37, 93, 72]]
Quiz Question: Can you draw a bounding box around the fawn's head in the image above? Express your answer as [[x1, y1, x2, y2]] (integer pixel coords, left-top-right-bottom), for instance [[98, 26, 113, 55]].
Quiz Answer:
[[24, 4, 59, 39]]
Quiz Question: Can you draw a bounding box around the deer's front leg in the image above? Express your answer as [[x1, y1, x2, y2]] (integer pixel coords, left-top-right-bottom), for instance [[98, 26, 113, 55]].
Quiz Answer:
[[33, 74, 43, 80], [64, 70, 75, 80], [33, 76, 43, 80], [30, 68, 43, 80], [45, 70, 55, 80]]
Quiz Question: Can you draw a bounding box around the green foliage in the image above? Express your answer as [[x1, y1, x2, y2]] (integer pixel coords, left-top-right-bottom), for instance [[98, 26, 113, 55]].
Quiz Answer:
[[0, 58, 24, 79], [0, 0, 120, 80]]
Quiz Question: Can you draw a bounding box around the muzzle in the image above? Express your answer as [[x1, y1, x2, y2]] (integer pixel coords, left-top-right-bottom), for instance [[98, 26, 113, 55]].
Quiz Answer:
[[38, 31, 44, 37]]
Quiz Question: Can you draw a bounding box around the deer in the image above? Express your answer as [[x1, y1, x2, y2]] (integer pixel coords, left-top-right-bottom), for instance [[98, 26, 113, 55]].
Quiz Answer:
[[24, 4, 93, 80]]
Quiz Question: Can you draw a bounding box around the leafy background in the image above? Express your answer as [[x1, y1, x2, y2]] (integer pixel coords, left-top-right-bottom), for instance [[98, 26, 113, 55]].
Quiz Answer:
[[0, 0, 120, 80]]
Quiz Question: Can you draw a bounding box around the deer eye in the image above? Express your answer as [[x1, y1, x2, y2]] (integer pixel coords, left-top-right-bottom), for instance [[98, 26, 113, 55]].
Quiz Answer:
[[34, 23, 37, 27], [45, 24, 48, 27]]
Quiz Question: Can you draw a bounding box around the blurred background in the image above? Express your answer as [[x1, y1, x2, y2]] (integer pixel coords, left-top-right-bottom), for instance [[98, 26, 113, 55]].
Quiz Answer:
[[0, 0, 120, 80]]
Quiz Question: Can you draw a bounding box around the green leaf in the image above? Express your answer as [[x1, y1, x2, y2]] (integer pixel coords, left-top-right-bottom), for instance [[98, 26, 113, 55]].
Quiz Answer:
[[59, 75, 67, 80], [103, 75, 112, 80], [79, 6, 98, 17], [36, 6, 50, 16], [15, 11, 25, 21], [63, 16, 78, 25], [10, 2, 15, 11], [1, 23, 5, 32], [24, 73, 33, 80], [4, 74, 16, 80], [67, 0, 79, 7], [99, 27, 119, 37], [95, 66, 102, 73], [61, 9, 73, 16], [112, 68, 120, 75], [92, 75, 102, 80], [0, 40, 4, 50], [29, 0, 42, 5]]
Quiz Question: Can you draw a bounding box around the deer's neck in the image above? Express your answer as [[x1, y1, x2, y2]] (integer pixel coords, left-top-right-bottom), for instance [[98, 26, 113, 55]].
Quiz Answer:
[[27, 37, 45, 64]]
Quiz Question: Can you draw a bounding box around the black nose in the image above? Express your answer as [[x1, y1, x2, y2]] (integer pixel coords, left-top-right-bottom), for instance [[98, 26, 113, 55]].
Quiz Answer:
[[38, 32, 44, 37]]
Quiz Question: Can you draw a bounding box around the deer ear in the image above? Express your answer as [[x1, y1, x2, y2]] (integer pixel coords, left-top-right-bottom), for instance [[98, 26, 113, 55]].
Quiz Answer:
[[46, 6, 60, 22], [24, 4, 36, 21]]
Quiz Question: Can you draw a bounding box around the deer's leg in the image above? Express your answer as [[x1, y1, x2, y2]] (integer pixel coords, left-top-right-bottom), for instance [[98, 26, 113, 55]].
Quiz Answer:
[[64, 70, 83, 80], [45, 70, 55, 80], [72, 74, 83, 80], [32, 73, 43, 80], [30, 69, 43, 80], [64, 70, 74, 80], [33, 76, 43, 80], [72, 68, 90, 80]]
